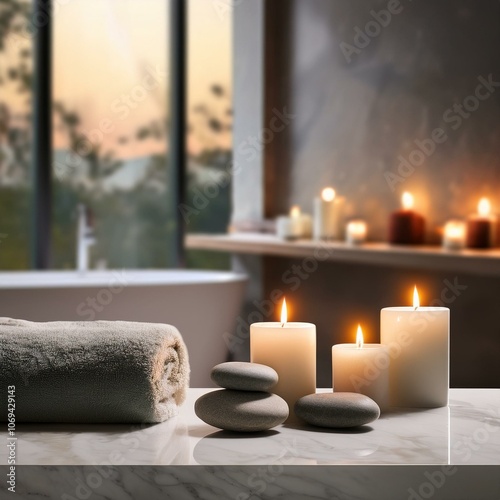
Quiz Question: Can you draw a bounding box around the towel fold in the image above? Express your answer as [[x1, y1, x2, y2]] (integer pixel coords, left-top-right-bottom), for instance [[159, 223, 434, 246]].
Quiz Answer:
[[0, 318, 190, 423]]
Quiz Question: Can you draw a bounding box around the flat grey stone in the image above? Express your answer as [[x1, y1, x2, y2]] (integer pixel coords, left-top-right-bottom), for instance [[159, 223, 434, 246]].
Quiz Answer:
[[211, 362, 278, 392], [195, 389, 289, 432], [294, 393, 380, 428]]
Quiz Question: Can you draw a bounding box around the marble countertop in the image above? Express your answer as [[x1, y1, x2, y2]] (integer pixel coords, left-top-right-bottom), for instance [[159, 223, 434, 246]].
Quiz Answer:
[[4, 388, 499, 467]]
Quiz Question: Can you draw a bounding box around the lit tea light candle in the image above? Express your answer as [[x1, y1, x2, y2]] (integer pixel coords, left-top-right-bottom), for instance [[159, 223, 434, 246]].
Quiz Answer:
[[346, 220, 367, 245], [466, 197, 498, 249], [442, 220, 466, 250], [276, 206, 312, 240], [313, 187, 345, 240], [250, 298, 316, 421], [290, 205, 300, 218], [388, 191, 425, 245], [381, 286, 449, 408], [332, 325, 389, 411]]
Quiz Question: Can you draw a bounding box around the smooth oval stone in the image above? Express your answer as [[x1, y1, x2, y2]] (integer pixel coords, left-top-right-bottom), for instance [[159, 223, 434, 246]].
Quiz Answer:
[[195, 390, 289, 432], [211, 362, 278, 392], [295, 393, 380, 428]]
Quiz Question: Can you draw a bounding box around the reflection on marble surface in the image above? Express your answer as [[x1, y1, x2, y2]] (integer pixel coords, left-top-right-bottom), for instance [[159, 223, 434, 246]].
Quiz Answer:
[[8, 415, 190, 466], [2, 389, 498, 467], [450, 390, 500, 465]]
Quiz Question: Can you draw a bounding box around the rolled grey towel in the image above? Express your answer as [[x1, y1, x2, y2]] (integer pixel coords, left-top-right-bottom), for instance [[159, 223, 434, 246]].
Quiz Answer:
[[0, 318, 190, 423]]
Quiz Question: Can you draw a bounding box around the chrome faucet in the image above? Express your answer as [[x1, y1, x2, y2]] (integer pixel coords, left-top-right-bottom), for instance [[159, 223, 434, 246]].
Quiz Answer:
[[77, 204, 96, 272]]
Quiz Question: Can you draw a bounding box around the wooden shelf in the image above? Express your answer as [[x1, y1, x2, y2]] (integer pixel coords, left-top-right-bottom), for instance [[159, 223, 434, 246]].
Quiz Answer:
[[186, 233, 500, 276]]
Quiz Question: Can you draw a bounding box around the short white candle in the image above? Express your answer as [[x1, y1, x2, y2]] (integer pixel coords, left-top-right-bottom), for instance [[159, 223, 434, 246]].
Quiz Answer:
[[381, 287, 449, 408], [442, 220, 466, 250], [250, 299, 316, 421], [276, 206, 312, 240], [313, 187, 345, 240], [293, 206, 313, 239], [332, 325, 389, 411], [346, 220, 367, 245]]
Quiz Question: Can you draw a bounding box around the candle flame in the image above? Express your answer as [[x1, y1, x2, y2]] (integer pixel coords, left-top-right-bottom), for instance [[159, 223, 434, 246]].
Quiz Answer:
[[402, 191, 414, 210], [413, 286, 420, 309], [348, 220, 367, 234], [321, 187, 336, 202], [445, 220, 465, 238], [478, 197, 491, 217], [356, 324, 364, 349], [281, 298, 287, 327], [290, 205, 301, 218]]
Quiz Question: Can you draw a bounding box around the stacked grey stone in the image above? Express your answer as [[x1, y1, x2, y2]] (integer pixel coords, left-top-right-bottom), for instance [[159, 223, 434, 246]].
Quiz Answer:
[[195, 362, 288, 432]]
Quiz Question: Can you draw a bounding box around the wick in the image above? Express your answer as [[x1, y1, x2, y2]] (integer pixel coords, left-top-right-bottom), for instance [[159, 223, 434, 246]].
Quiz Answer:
[[281, 322, 285, 328]]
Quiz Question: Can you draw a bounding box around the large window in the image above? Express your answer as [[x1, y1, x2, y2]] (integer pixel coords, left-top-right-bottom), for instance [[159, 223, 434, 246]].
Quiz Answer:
[[0, 0, 232, 270]]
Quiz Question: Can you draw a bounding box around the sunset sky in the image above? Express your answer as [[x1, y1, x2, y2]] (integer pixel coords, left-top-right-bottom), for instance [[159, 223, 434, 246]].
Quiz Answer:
[[3, 0, 232, 159]]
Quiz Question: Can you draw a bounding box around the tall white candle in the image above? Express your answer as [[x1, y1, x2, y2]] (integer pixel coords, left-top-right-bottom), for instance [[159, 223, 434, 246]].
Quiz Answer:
[[332, 325, 389, 411], [250, 299, 316, 421], [381, 287, 449, 408], [313, 187, 345, 240]]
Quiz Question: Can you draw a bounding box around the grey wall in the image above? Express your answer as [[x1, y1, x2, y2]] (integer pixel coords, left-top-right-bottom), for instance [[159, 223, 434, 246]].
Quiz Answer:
[[287, 0, 500, 243], [232, 0, 500, 388]]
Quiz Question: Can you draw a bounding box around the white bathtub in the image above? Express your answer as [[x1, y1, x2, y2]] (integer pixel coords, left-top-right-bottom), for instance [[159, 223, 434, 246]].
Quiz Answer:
[[0, 270, 248, 387]]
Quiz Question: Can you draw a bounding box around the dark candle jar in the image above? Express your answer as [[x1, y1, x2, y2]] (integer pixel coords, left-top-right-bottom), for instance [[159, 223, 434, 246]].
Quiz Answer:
[[466, 198, 497, 249], [388, 192, 425, 245]]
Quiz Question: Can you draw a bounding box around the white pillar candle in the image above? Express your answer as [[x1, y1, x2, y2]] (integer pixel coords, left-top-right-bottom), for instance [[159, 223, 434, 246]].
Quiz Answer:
[[442, 220, 466, 250], [250, 299, 316, 420], [332, 325, 389, 411], [381, 287, 449, 408], [346, 220, 367, 245], [313, 187, 345, 240], [276, 206, 312, 240]]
